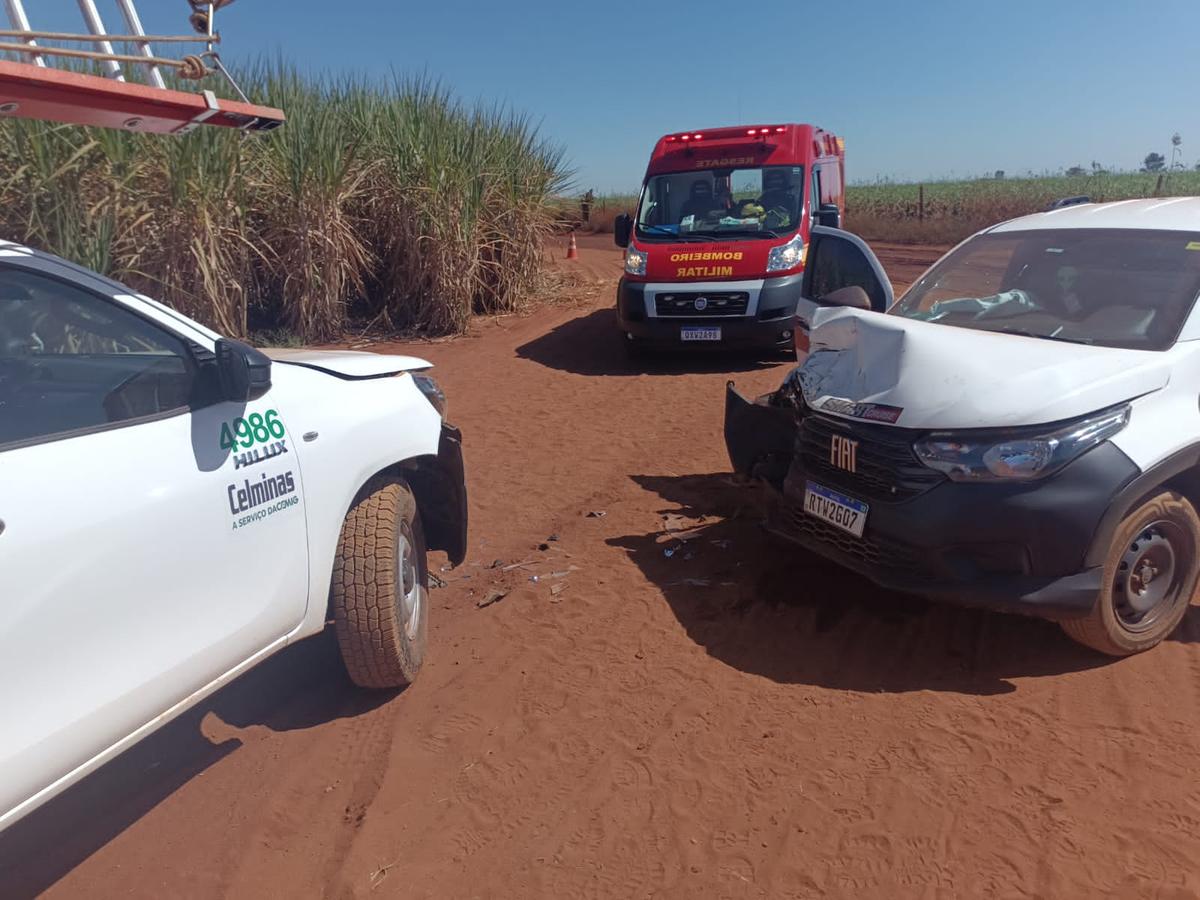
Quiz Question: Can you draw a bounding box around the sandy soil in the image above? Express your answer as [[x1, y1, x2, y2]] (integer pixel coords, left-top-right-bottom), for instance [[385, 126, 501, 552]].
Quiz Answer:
[[6, 235, 1200, 899]]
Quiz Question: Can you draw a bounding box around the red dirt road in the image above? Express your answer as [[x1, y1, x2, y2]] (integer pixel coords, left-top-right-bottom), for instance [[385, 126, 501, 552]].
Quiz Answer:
[[6, 236, 1200, 898]]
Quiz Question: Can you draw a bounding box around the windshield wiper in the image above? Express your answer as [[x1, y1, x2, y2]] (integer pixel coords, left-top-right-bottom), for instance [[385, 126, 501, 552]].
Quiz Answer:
[[994, 326, 1095, 345], [686, 228, 780, 239], [636, 226, 712, 242]]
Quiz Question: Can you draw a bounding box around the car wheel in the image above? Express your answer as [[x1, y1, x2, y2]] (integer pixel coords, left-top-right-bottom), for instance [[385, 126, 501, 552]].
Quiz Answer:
[[331, 475, 428, 688], [1061, 490, 1200, 656]]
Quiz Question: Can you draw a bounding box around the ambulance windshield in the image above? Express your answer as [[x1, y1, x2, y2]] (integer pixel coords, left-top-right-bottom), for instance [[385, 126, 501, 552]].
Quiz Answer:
[[635, 166, 805, 239]]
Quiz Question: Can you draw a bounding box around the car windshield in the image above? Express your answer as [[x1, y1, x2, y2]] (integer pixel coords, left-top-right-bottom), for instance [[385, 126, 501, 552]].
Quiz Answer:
[[635, 165, 804, 240], [891, 228, 1200, 350]]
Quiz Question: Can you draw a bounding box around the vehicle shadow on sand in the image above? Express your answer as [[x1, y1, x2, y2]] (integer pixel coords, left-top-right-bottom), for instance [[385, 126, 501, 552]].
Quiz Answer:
[[0, 630, 394, 900], [605, 472, 1161, 696], [515, 308, 787, 377]]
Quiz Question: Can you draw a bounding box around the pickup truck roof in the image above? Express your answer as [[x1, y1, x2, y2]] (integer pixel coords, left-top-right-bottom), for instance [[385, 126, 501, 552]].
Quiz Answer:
[[992, 196, 1200, 233]]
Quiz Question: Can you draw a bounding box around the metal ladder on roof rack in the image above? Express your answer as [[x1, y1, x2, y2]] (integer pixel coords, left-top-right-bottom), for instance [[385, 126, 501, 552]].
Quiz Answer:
[[0, 1, 283, 135], [0, 1, 230, 90]]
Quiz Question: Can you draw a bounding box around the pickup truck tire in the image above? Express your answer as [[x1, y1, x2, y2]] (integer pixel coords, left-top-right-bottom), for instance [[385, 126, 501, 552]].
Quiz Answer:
[[331, 476, 428, 689], [1061, 490, 1200, 656]]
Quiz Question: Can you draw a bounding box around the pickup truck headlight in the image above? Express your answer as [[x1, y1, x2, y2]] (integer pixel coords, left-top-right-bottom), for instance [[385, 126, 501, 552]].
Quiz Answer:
[[766, 233, 806, 273], [412, 373, 446, 418], [914, 405, 1129, 482], [624, 245, 648, 276]]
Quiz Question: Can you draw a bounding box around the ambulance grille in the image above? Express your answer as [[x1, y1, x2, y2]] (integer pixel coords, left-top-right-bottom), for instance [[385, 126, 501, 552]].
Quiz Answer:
[[654, 292, 749, 317]]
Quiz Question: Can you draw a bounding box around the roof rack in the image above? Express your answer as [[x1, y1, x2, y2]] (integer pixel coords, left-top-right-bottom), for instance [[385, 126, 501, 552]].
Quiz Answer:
[[1046, 195, 1091, 211], [0, 1, 283, 134]]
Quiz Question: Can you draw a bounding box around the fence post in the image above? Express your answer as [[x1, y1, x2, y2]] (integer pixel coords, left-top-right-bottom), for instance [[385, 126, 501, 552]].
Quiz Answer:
[[918, 184, 924, 222]]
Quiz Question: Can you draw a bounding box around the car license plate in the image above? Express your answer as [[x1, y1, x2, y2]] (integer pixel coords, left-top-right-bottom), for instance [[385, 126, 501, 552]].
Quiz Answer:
[[803, 481, 868, 538], [681, 326, 721, 342]]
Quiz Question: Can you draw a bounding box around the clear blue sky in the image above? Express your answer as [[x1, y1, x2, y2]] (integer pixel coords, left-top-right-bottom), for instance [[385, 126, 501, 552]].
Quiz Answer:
[[34, 0, 1200, 191]]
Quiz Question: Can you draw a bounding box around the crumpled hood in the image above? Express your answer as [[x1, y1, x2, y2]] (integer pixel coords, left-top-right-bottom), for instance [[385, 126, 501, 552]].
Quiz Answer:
[[263, 348, 431, 379], [800, 309, 1170, 429]]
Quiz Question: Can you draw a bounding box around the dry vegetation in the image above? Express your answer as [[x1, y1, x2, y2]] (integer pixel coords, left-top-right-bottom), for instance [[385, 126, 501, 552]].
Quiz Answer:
[[845, 170, 1200, 243], [0, 68, 570, 342]]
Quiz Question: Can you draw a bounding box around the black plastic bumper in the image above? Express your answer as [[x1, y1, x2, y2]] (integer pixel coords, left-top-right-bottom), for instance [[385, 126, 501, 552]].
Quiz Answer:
[[724, 382, 1140, 620], [409, 423, 468, 567], [616, 274, 802, 349]]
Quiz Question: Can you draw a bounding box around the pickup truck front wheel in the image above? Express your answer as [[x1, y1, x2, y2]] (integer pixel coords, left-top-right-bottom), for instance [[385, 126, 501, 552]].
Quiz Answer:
[[1061, 490, 1200, 656], [332, 476, 428, 689]]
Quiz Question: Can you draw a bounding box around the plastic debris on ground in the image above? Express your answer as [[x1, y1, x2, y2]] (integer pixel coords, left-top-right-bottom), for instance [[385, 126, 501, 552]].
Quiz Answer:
[[477, 589, 508, 609]]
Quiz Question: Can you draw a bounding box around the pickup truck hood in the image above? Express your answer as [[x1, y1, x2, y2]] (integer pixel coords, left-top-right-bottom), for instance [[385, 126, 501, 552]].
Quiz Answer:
[[264, 348, 431, 379], [800, 309, 1170, 429]]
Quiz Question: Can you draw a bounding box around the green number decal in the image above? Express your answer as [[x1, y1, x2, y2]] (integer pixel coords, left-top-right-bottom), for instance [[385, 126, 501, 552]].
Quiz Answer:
[[265, 409, 285, 439], [221, 410, 286, 453], [249, 412, 271, 443], [234, 418, 254, 449]]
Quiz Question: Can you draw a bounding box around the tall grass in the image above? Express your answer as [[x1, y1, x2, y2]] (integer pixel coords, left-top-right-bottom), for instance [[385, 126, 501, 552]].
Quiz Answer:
[[0, 64, 571, 342]]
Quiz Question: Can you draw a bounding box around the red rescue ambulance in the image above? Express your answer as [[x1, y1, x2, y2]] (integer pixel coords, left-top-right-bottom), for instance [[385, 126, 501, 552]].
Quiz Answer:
[[615, 123, 845, 352]]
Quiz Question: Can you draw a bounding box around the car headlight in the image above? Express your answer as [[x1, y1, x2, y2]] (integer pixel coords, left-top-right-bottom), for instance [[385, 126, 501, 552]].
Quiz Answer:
[[412, 373, 446, 418], [766, 233, 806, 273], [914, 405, 1129, 482], [624, 244, 648, 276]]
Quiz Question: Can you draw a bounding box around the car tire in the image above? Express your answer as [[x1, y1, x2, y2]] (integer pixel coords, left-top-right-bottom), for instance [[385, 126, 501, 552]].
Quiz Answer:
[[331, 475, 428, 688], [1061, 490, 1200, 656]]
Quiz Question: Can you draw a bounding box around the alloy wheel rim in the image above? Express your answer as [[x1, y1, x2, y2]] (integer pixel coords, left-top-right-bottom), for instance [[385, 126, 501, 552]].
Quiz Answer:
[[397, 522, 423, 640]]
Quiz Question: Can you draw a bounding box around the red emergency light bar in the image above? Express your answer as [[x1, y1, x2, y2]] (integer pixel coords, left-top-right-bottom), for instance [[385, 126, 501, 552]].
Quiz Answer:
[[664, 125, 787, 143]]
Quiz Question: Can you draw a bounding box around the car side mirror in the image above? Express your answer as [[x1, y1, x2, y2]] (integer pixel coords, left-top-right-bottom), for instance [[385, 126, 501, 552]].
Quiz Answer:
[[815, 203, 841, 228], [215, 338, 272, 402], [614, 213, 632, 248]]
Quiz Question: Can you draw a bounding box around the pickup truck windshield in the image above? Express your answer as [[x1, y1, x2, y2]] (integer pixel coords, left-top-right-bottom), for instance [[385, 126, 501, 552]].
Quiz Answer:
[[892, 228, 1200, 350], [635, 165, 805, 240]]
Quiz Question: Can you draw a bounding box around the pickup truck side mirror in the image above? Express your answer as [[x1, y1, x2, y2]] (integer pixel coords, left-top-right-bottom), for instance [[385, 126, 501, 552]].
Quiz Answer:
[[215, 338, 272, 402], [815, 203, 841, 229], [614, 213, 632, 248]]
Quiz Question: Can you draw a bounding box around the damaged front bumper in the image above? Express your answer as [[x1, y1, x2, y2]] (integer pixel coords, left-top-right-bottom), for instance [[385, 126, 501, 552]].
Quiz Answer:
[[722, 379, 1108, 621], [408, 423, 469, 567], [723, 380, 800, 488]]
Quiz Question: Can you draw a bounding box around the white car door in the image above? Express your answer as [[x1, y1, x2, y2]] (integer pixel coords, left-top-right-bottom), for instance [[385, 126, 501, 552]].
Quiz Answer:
[[794, 226, 896, 363], [0, 264, 309, 828]]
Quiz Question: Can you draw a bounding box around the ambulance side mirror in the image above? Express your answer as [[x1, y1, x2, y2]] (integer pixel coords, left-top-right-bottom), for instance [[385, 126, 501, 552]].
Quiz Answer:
[[801, 226, 894, 313], [614, 214, 632, 248], [815, 203, 841, 228]]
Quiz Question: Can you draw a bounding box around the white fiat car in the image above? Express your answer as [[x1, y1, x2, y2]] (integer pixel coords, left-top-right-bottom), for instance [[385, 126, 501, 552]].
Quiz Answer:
[[0, 242, 467, 831], [727, 198, 1200, 656]]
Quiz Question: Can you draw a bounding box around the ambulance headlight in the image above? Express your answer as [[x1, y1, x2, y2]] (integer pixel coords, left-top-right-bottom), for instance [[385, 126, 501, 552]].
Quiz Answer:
[[624, 244, 648, 276], [766, 233, 806, 272], [914, 405, 1129, 482]]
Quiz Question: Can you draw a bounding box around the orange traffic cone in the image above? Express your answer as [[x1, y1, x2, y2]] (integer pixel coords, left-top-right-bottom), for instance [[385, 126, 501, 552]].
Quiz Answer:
[[566, 232, 579, 260]]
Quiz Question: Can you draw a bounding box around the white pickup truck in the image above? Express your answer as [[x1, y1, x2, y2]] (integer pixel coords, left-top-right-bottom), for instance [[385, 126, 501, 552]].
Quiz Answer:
[[0, 241, 467, 831], [727, 198, 1200, 656]]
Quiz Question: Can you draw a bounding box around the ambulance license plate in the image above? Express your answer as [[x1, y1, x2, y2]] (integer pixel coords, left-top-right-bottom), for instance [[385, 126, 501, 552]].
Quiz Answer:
[[681, 326, 721, 341], [803, 481, 868, 538]]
